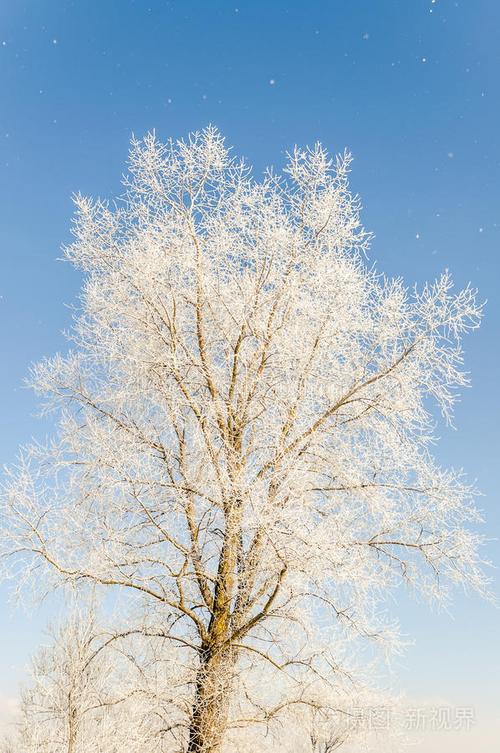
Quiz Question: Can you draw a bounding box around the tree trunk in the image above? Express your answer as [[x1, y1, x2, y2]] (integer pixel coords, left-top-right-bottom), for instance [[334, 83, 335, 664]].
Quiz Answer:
[[67, 693, 77, 753], [187, 648, 235, 753], [187, 499, 241, 752]]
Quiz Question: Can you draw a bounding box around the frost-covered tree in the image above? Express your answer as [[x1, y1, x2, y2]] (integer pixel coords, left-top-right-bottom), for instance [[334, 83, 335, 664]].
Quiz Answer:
[[6, 604, 181, 753], [9, 607, 125, 753], [1, 127, 487, 753]]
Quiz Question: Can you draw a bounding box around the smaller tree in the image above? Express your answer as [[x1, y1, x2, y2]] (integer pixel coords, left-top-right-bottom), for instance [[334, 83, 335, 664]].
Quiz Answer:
[[10, 606, 127, 753], [309, 710, 349, 753]]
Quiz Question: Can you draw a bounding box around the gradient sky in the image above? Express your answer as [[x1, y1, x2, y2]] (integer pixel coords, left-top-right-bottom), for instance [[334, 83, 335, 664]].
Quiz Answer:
[[1, 1, 499, 749]]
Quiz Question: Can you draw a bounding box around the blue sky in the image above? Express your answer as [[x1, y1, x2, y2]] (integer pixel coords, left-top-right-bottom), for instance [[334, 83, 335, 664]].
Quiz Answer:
[[1, 1, 499, 747]]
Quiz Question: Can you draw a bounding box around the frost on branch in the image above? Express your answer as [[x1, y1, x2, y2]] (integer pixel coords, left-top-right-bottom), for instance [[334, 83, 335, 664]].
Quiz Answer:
[[0, 127, 487, 752]]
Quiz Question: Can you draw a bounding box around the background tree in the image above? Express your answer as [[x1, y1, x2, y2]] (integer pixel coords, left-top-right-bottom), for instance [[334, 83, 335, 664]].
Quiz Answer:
[[7, 606, 127, 753], [1, 127, 487, 753], [5, 600, 201, 753]]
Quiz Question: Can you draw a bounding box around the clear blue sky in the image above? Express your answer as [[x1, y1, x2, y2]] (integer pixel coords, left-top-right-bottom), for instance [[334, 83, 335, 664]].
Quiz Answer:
[[1, 0, 499, 746]]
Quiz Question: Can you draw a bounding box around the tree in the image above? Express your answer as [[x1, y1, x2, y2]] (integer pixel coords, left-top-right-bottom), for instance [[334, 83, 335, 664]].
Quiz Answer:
[[9, 606, 125, 753], [1, 127, 487, 753], [6, 601, 187, 753]]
